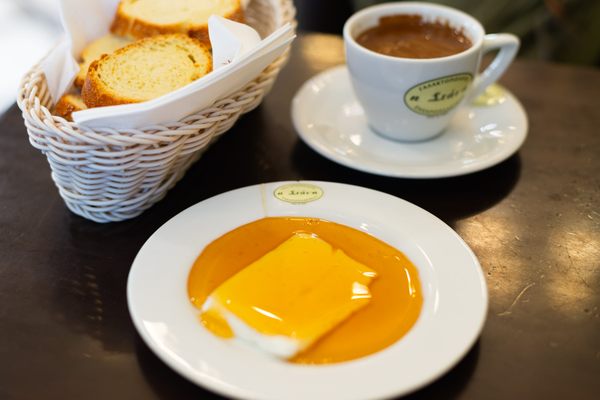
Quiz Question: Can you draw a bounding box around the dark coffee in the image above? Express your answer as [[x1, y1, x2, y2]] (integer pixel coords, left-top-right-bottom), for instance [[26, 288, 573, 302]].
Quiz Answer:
[[356, 14, 472, 59]]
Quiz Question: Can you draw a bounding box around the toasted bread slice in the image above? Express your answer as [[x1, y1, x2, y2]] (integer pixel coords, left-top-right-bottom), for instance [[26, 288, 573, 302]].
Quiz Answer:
[[81, 34, 212, 108], [110, 0, 244, 46], [54, 93, 88, 121], [75, 34, 132, 88]]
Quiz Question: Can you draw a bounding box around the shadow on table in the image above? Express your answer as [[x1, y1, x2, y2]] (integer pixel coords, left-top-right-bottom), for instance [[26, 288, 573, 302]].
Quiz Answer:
[[404, 341, 480, 399], [291, 140, 522, 226], [135, 335, 229, 400], [33, 217, 152, 355]]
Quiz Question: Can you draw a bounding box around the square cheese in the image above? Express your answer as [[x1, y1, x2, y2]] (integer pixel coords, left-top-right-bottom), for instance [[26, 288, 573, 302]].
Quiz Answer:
[[201, 232, 377, 358]]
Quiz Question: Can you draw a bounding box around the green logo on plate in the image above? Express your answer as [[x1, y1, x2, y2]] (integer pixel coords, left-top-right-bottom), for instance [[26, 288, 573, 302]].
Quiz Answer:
[[404, 73, 473, 117], [274, 183, 323, 204]]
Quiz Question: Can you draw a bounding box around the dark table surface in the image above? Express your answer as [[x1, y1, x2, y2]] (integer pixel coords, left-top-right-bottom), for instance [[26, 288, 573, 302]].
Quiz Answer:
[[1, 33, 599, 400]]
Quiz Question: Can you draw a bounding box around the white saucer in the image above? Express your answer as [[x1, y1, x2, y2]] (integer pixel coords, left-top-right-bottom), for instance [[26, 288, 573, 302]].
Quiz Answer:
[[128, 181, 488, 400], [292, 66, 528, 178]]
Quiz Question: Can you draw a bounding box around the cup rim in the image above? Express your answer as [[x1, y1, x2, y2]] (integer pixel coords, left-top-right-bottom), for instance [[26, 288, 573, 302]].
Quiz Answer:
[[343, 1, 485, 63]]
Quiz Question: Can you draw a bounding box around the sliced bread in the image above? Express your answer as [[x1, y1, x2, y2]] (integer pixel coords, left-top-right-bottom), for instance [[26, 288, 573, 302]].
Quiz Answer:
[[110, 0, 244, 46], [54, 93, 88, 121], [81, 34, 212, 108], [75, 34, 132, 87]]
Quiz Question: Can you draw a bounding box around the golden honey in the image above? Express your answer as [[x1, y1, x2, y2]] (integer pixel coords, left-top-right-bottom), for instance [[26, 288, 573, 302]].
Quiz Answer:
[[188, 217, 423, 364]]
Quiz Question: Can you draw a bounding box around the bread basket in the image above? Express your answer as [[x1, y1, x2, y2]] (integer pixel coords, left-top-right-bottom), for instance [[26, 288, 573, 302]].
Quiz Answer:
[[17, 0, 296, 223]]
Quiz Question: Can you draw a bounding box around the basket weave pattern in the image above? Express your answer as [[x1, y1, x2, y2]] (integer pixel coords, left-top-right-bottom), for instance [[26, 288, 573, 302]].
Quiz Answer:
[[17, 0, 296, 223]]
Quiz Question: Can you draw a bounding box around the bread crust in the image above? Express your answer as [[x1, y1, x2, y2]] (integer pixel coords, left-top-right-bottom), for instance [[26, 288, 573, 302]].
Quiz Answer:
[[74, 71, 86, 88], [81, 35, 212, 108], [81, 55, 138, 108], [54, 94, 87, 121], [74, 35, 132, 88], [110, 0, 244, 46]]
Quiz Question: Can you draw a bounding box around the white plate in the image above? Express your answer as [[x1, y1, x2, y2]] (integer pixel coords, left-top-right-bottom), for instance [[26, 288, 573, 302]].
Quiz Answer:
[[292, 66, 528, 178], [128, 181, 488, 400]]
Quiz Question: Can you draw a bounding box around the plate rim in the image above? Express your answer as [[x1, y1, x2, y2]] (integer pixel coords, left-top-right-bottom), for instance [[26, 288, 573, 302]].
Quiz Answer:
[[127, 181, 488, 400], [291, 65, 528, 179]]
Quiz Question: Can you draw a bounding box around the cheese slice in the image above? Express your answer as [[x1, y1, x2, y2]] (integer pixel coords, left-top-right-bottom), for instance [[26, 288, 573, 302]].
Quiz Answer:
[[200, 232, 377, 359]]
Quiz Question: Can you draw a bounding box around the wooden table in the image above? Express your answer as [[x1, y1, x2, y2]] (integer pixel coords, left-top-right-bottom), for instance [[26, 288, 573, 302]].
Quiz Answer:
[[1, 34, 599, 400]]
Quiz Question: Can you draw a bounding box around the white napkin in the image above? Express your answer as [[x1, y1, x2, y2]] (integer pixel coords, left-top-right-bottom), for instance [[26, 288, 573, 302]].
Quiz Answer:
[[40, 0, 295, 129]]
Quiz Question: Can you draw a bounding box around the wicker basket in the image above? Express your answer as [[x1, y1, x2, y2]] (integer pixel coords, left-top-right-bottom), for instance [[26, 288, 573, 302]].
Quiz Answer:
[[17, 0, 296, 223]]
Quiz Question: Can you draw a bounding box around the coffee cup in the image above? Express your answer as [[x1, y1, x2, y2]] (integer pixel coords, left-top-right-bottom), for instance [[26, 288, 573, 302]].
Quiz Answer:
[[344, 2, 520, 142]]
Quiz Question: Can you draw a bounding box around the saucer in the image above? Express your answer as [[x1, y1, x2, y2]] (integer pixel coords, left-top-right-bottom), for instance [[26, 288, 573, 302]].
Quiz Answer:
[[292, 65, 528, 178]]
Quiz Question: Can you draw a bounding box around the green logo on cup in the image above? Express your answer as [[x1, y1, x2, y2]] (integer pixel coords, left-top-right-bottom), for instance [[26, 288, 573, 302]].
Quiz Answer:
[[274, 183, 323, 204], [404, 73, 473, 117]]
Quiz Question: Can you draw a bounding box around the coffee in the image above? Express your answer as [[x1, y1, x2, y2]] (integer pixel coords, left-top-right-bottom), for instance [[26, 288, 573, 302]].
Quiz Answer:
[[345, 3, 519, 141], [356, 14, 472, 59]]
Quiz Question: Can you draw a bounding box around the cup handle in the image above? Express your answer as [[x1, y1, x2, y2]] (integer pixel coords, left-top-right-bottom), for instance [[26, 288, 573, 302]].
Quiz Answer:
[[468, 33, 520, 102]]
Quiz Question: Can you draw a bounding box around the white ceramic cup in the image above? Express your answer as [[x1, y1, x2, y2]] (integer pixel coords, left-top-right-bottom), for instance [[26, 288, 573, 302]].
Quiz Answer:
[[344, 2, 520, 142]]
